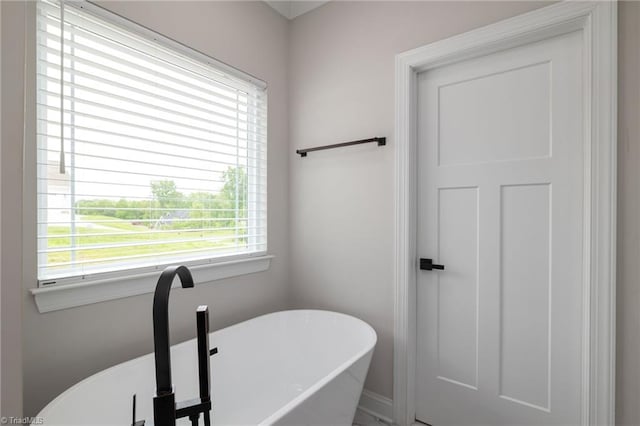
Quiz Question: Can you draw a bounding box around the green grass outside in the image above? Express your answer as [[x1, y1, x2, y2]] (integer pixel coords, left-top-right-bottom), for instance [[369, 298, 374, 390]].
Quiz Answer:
[[46, 215, 246, 269]]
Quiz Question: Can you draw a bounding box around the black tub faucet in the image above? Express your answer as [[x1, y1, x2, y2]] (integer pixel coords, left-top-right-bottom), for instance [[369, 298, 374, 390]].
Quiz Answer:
[[152, 265, 212, 426]]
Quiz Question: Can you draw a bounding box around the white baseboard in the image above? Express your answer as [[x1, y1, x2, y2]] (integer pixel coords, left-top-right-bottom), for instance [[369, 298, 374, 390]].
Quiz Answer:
[[358, 389, 393, 424]]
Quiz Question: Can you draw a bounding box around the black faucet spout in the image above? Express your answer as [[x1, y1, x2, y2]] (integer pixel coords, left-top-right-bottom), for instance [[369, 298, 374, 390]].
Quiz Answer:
[[153, 265, 194, 396], [151, 265, 212, 426]]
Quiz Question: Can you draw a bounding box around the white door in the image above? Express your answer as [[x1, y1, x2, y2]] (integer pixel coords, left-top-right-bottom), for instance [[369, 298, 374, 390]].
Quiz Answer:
[[416, 29, 584, 426]]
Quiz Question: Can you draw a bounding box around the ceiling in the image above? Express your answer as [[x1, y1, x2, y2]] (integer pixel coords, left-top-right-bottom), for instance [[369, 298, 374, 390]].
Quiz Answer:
[[265, 1, 330, 19]]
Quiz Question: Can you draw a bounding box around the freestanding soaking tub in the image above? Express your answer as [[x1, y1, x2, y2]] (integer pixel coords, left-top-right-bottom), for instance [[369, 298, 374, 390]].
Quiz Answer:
[[38, 310, 377, 425]]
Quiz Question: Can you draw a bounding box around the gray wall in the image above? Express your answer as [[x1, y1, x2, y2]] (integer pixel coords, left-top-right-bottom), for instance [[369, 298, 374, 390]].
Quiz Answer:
[[0, 0, 291, 416], [1, 1, 25, 417], [289, 3, 640, 424], [288, 0, 550, 401], [616, 2, 640, 425]]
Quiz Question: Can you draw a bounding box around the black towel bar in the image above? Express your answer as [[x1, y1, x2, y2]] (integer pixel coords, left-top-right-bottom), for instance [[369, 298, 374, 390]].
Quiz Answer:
[[296, 137, 386, 157]]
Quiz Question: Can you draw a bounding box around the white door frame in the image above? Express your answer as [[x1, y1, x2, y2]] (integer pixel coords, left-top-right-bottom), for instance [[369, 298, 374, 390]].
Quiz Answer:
[[393, 2, 617, 425]]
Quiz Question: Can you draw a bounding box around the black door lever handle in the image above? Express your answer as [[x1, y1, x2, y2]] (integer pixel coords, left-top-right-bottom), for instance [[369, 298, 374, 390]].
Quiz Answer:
[[420, 258, 445, 271]]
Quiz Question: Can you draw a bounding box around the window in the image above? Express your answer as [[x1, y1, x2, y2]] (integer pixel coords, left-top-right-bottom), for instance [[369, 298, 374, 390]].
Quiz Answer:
[[36, 0, 267, 285]]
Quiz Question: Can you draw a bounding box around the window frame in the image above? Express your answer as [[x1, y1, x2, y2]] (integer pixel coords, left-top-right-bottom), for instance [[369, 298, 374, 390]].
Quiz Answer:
[[27, 0, 272, 312]]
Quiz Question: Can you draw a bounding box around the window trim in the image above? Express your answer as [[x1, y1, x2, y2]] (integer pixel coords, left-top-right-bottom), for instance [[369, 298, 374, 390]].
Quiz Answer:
[[26, 0, 271, 312], [31, 255, 274, 313]]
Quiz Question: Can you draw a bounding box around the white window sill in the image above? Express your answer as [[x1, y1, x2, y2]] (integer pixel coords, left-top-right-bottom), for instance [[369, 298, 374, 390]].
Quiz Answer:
[[30, 255, 274, 313]]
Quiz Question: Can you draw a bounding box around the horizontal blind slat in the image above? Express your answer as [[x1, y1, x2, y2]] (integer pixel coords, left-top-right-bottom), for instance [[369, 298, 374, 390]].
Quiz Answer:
[[37, 61, 266, 125], [37, 84, 267, 139], [42, 180, 265, 200], [37, 42, 268, 117], [37, 122, 266, 162], [37, 105, 263, 151], [38, 27, 267, 108], [36, 126, 266, 158], [37, 73, 266, 133], [37, 134, 265, 164], [45, 244, 267, 270], [39, 177, 267, 195], [41, 225, 265, 239], [37, 147, 267, 175], [37, 160, 266, 183], [40, 233, 267, 253], [38, 207, 268, 213], [36, 60, 266, 121], [40, 216, 267, 226]]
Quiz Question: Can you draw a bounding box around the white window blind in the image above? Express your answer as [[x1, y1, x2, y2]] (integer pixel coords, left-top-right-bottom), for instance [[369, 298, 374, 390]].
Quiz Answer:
[[36, 0, 268, 284]]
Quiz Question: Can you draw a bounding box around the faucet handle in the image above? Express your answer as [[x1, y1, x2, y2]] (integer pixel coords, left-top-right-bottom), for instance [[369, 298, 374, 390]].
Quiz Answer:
[[173, 306, 213, 425], [196, 305, 211, 402], [196, 305, 213, 426], [131, 394, 145, 426]]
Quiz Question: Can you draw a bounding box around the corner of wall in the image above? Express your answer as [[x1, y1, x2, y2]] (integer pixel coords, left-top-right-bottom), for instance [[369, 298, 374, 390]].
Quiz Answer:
[[1, 0, 25, 418]]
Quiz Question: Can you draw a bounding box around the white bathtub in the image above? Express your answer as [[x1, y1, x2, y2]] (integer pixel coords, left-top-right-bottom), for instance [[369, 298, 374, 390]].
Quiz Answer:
[[37, 310, 377, 426]]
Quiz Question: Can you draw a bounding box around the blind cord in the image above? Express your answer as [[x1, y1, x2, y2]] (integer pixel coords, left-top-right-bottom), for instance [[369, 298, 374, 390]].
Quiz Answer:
[[59, 0, 66, 174]]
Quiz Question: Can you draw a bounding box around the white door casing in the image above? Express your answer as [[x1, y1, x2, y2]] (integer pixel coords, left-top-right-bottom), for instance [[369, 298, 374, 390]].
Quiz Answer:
[[416, 30, 583, 425], [393, 2, 616, 426]]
